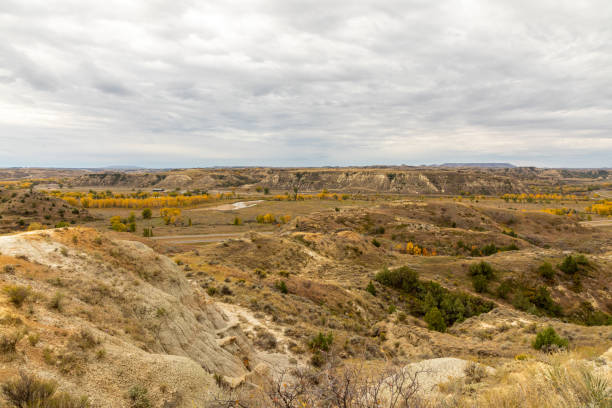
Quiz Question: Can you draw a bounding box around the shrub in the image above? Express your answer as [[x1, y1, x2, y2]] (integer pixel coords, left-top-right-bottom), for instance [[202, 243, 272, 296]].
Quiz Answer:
[[27, 222, 44, 231], [529, 286, 562, 316], [502, 243, 519, 251], [254, 329, 277, 350], [110, 221, 127, 232], [559, 255, 579, 274], [206, 287, 217, 296], [371, 238, 381, 247], [375, 266, 419, 292], [96, 349, 106, 360], [372, 226, 385, 234], [573, 302, 612, 326], [127, 385, 151, 408], [538, 262, 555, 280], [481, 243, 498, 256], [365, 281, 376, 296], [308, 332, 333, 352], [310, 350, 325, 367], [496, 278, 514, 299], [424, 307, 446, 332], [3, 285, 31, 307], [0, 331, 22, 354], [28, 333, 40, 347], [1, 372, 89, 408], [141, 208, 152, 219], [469, 261, 494, 280], [464, 362, 487, 383], [274, 280, 288, 294], [376, 266, 494, 329], [233, 217, 242, 225], [70, 329, 99, 351], [49, 292, 64, 312], [472, 274, 489, 293], [533, 326, 568, 352], [513, 292, 536, 314], [503, 229, 517, 237], [256, 213, 276, 224]]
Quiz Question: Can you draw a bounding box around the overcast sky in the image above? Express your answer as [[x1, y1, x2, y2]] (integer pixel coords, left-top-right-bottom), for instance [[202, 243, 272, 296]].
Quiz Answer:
[[1, 0, 611, 168]]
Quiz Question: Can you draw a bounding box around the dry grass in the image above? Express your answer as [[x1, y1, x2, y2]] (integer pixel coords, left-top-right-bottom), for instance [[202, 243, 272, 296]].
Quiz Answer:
[[1, 372, 90, 408], [443, 351, 612, 408]]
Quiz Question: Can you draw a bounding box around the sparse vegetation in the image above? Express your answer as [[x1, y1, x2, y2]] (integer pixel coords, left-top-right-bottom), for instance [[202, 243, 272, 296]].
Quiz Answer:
[[127, 385, 151, 408], [1, 372, 90, 408], [375, 266, 494, 331], [308, 332, 333, 352], [274, 280, 288, 294]]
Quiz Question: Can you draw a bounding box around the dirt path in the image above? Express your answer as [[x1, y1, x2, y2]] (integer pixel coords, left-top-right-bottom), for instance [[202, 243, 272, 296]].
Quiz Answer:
[[217, 302, 307, 366], [580, 219, 612, 228], [595, 190, 612, 199], [189, 200, 264, 212], [151, 231, 272, 243]]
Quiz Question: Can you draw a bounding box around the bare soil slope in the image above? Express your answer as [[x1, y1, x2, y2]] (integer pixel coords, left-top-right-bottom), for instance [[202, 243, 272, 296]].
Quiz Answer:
[[0, 228, 292, 407]]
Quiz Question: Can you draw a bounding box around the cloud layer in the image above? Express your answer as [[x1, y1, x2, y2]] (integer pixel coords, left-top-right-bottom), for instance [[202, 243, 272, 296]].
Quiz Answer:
[[1, 0, 611, 167]]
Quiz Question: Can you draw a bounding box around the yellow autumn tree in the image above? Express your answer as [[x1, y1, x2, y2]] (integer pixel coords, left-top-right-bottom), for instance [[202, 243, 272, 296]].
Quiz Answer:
[[161, 208, 182, 225]]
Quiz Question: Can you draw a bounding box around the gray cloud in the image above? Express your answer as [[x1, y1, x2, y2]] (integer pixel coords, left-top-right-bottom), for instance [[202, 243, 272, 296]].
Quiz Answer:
[[0, 0, 611, 168]]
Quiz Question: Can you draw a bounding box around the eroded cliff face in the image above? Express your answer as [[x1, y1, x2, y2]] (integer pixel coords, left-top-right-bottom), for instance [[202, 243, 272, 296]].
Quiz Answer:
[[258, 169, 528, 194], [66, 167, 543, 194], [69, 172, 167, 187]]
